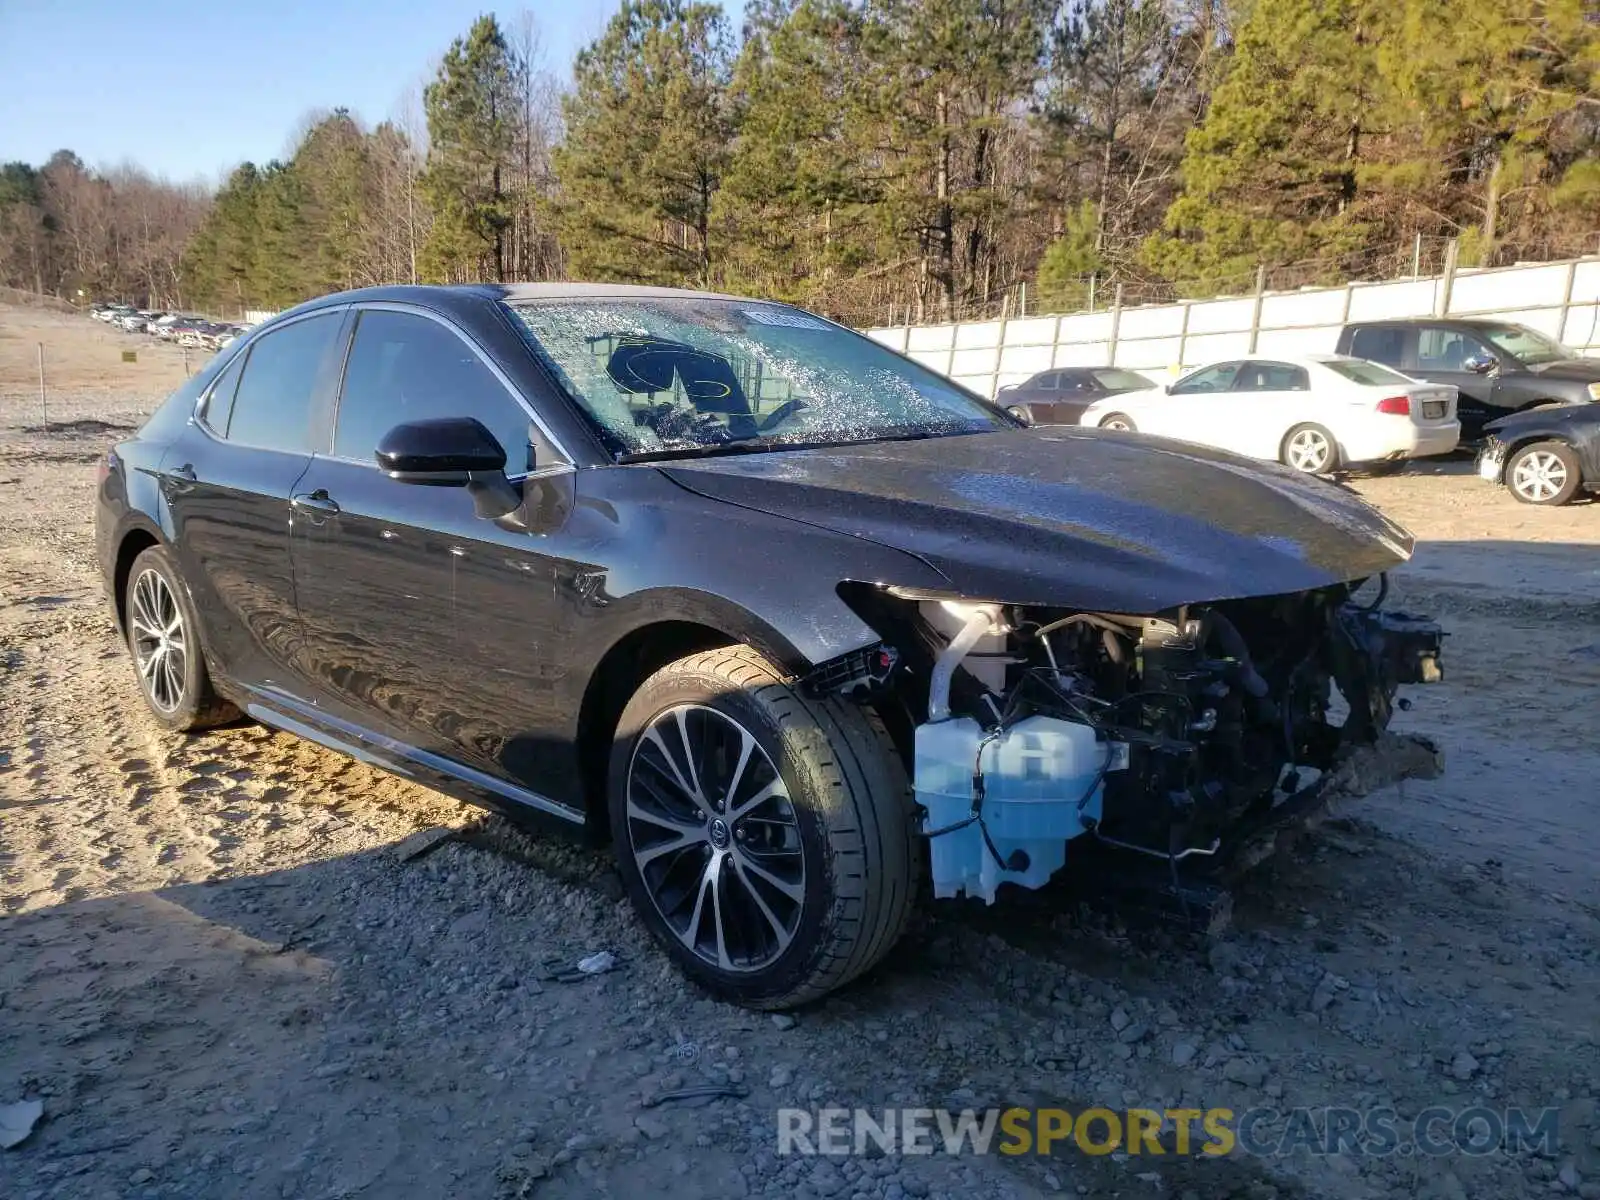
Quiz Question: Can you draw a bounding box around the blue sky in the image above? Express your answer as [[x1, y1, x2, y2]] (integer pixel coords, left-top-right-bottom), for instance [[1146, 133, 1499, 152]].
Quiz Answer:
[[0, 1, 741, 185]]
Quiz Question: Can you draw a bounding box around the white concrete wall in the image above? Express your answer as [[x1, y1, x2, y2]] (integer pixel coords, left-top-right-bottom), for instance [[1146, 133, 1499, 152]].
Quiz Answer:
[[866, 256, 1600, 399]]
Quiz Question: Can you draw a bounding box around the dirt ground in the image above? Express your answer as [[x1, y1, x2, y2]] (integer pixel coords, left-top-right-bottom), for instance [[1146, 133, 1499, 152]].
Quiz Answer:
[[2, 303, 1598, 1200]]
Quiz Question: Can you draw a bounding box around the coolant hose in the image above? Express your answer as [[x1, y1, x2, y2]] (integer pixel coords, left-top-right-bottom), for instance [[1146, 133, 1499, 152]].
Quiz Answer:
[[1202, 611, 1270, 699], [927, 605, 1000, 721]]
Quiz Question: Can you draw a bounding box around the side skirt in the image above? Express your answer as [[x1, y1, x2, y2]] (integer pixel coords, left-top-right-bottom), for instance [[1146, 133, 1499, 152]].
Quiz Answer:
[[236, 684, 587, 834]]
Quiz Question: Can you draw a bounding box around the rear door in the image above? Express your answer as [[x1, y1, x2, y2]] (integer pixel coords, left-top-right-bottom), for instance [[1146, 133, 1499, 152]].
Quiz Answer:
[[1224, 360, 1315, 458], [161, 309, 347, 697]]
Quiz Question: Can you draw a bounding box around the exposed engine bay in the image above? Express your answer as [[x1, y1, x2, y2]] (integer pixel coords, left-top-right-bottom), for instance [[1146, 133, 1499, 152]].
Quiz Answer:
[[823, 580, 1444, 907]]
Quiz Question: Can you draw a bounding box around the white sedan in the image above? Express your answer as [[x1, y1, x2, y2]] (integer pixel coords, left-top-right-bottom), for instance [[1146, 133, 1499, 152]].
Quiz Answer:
[[1078, 355, 1460, 474]]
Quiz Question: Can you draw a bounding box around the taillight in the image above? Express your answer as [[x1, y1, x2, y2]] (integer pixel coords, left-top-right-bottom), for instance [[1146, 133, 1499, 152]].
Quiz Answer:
[[1376, 396, 1411, 415], [97, 451, 114, 485]]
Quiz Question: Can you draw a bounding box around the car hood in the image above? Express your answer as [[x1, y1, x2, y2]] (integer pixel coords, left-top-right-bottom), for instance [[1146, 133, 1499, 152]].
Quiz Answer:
[[661, 429, 1415, 612], [1527, 358, 1600, 382]]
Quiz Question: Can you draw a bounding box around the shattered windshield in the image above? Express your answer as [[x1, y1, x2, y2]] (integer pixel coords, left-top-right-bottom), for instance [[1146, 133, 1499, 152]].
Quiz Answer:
[[502, 299, 1004, 459]]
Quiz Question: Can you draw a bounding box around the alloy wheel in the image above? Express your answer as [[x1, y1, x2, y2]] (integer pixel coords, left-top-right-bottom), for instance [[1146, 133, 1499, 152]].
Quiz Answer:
[[1102, 417, 1133, 431], [1286, 428, 1332, 473], [625, 704, 806, 973], [1510, 451, 1568, 503], [130, 568, 187, 713]]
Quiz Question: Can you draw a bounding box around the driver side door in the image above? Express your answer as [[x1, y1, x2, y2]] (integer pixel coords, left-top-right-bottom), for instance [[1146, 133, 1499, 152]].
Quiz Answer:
[[288, 305, 551, 763], [1156, 360, 1245, 445]]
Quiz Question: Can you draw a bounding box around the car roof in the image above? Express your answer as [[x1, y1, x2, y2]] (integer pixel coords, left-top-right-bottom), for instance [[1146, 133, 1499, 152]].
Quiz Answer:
[[1349, 317, 1523, 331]]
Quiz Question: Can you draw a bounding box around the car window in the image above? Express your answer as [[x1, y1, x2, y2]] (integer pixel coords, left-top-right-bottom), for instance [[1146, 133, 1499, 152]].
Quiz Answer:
[[1090, 369, 1153, 391], [1322, 358, 1412, 386], [1475, 323, 1572, 366], [1028, 372, 1059, 391], [1170, 362, 1242, 395], [334, 309, 538, 474], [199, 348, 246, 435], [226, 313, 343, 453], [1234, 362, 1310, 392], [1417, 327, 1489, 372], [1058, 372, 1098, 394], [1349, 327, 1407, 367]]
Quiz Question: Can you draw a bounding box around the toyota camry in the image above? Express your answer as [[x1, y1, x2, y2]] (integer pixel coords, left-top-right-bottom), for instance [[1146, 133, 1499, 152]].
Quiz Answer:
[[96, 284, 1444, 1008]]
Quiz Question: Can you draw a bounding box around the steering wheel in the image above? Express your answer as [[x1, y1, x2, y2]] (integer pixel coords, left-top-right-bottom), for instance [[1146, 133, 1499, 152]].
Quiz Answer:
[[756, 399, 809, 434]]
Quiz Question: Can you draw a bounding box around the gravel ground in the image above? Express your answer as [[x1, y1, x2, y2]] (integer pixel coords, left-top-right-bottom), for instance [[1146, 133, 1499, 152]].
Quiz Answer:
[[2, 305, 1599, 1200]]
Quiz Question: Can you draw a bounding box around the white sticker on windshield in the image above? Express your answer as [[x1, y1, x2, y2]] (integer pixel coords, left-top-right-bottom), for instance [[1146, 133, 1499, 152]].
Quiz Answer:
[[742, 307, 831, 331]]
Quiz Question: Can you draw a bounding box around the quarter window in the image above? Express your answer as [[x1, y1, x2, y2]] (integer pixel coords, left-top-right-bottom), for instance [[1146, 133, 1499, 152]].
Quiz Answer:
[[199, 349, 246, 435], [334, 310, 538, 474], [226, 313, 343, 453]]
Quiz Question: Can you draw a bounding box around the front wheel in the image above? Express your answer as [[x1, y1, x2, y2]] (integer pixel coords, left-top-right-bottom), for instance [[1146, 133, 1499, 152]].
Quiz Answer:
[[1506, 441, 1582, 506], [608, 646, 915, 1009], [1099, 413, 1137, 432], [1282, 423, 1340, 475]]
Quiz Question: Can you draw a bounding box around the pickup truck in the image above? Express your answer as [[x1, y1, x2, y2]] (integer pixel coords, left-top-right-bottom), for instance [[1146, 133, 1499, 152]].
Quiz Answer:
[[1335, 318, 1600, 442]]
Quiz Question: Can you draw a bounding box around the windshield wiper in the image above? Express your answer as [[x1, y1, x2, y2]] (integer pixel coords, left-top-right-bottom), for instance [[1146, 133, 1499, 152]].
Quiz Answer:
[[619, 440, 804, 464]]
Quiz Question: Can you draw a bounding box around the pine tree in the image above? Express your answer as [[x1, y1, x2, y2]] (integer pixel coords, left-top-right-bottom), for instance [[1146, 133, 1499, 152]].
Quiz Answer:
[[1142, 0, 1400, 293], [717, 0, 883, 307], [555, 0, 734, 288], [419, 15, 518, 283]]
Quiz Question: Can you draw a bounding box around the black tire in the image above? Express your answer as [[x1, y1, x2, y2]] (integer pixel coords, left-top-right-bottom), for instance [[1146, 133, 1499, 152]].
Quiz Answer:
[[608, 645, 915, 1009], [1098, 413, 1137, 432], [123, 544, 239, 731], [1281, 423, 1341, 475], [1504, 440, 1582, 506]]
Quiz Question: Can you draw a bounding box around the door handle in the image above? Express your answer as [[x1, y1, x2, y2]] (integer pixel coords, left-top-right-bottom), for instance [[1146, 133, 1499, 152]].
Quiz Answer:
[[290, 489, 340, 515]]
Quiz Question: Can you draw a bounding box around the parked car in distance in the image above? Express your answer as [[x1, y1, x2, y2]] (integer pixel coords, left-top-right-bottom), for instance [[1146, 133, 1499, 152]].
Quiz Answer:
[[1079, 354, 1460, 474], [1476, 404, 1600, 506], [1336, 318, 1600, 441], [997, 367, 1156, 426], [96, 283, 1443, 1008]]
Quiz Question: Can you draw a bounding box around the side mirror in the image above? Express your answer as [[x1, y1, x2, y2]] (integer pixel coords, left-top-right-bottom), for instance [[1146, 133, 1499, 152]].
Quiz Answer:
[[376, 417, 523, 522], [1463, 353, 1497, 375], [376, 417, 507, 482]]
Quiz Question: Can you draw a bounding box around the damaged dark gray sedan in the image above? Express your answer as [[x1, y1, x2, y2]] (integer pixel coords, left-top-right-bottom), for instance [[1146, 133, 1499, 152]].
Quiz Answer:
[[95, 283, 1444, 1009]]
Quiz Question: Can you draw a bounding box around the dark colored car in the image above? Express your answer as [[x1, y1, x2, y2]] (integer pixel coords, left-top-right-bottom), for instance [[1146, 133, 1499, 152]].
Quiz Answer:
[[1335, 318, 1600, 441], [1476, 404, 1600, 505], [996, 366, 1156, 426], [96, 283, 1443, 1008]]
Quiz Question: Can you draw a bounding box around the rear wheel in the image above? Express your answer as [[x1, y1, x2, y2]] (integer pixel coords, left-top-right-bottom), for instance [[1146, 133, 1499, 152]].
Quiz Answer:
[[123, 545, 238, 731], [608, 646, 915, 1009], [1099, 413, 1137, 432], [1505, 441, 1582, 506], [1282, 423, 1340, 475]]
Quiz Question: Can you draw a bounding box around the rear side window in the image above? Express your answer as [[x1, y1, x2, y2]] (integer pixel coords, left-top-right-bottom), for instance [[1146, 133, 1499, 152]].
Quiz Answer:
[[1323, 358, 1412, 386], [1349, 327, 1407, 367], [226, 313, 343, 453], [1235, 362, 1310, 391], [333, 310, 537, 473]]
